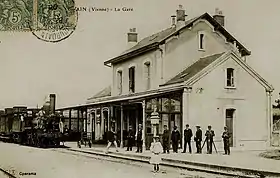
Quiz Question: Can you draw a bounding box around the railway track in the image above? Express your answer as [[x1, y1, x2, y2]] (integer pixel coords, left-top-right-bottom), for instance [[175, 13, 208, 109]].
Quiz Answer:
[[0, 168, 17, 178]]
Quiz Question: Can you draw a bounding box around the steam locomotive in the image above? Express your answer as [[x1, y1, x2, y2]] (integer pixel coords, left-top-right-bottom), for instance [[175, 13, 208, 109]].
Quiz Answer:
[[0, 94, 65, 148]]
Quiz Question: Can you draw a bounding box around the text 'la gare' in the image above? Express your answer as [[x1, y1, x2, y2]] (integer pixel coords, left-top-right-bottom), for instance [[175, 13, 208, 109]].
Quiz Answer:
[[75, 7, 134, 12]]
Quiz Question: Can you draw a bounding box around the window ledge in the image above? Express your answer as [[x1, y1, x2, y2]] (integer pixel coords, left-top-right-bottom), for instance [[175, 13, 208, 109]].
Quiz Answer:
[[224, 86, 236, 90], [198, 48, 205, 52]]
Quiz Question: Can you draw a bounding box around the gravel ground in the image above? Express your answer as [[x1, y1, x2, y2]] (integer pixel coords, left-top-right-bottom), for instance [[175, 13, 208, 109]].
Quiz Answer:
[[0, 171, 8, 178], [259, 149, 280, 160], [0, 142, 231, 178]]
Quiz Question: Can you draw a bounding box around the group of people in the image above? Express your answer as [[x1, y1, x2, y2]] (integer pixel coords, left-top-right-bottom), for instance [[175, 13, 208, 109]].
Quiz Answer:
[[105, 124, 144, 154], [162, 124, 230, 155], [106, 124, 231, 155], [105, 124, 231, 172]]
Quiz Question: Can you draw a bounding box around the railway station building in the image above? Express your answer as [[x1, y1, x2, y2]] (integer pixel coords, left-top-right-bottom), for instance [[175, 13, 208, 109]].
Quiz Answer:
[[57, 6, 274, 150]]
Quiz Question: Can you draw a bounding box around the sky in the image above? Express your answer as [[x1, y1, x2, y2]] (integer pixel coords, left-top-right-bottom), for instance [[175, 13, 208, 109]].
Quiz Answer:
[[0, 0, 280, 109]]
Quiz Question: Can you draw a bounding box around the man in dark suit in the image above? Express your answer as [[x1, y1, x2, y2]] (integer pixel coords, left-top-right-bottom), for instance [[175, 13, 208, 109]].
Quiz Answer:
[[105, 127, 119, 153], [182, 124, 193, 153], [126, 126, 134, 151], [171, 126, 180, 153], [194, 125, 202, 153], [222, 126, 230, 155], [162, 125, 170, 153], [205, 125, 215, 154], [135, 124, 143, 153]]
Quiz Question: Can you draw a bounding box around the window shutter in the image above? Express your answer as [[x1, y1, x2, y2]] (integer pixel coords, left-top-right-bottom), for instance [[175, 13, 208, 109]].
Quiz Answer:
[[132, 68, 135, 92], [144, 62, 151, 90], [117, 71, 122, 95], [129, 68, 132, 91]]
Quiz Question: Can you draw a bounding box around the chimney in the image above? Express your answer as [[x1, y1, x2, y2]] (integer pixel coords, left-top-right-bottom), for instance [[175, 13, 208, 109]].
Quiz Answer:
[[127, 28, 137, 48], [213, 8, 225, 26], [49, 94, 56, 115], [171, 15, 176, 27], [176, 5, 186, 29]]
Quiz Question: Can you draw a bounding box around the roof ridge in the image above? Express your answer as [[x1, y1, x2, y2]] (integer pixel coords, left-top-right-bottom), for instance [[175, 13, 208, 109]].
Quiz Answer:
[[105, 12, 250, 65]]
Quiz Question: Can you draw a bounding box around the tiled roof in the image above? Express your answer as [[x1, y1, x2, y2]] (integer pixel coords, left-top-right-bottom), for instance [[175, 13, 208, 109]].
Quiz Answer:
[[163, 52, 225, 86], [104, 13, 250, 65], [120, 27, 176, 55], [88, 86, 111, 100], [119, 17, 197, 56]]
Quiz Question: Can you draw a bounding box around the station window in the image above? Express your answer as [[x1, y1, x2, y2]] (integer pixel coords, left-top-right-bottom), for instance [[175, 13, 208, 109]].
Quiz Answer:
[[117, 70, 122, 95], [198, 31, 205, 50], [129, 67, 135, 93], [226, 68, 235, 87], [144, 62, 151, 90]]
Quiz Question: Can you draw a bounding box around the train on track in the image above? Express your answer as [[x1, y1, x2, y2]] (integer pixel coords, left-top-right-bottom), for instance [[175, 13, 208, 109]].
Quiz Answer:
[[0, 94, 66, 148]]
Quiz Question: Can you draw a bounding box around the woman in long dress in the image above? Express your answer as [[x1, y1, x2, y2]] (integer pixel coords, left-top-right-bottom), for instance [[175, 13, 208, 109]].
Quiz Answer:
[[150, 136, 163, 172]]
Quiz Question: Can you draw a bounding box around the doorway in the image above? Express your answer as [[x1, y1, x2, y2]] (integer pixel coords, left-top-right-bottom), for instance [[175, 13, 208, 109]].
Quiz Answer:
[[102, 109, 109, 141], [225, 109, 235, 147]]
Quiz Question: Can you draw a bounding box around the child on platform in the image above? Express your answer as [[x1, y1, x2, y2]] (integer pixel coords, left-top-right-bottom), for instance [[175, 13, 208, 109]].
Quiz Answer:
[[150, 135, 163, 172]]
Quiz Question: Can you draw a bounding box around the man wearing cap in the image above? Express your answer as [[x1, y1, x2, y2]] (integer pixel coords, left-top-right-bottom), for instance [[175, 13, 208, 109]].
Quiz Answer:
[[135, 124, 143, 153], [182, 124, 193, 153], [205, 125, 215, 154], [194, 125, 202, 153], [222, 126, 230, 155], [127, 126, 134, 151], [171, 126, 180, 153], [162, 125, 170, 154]]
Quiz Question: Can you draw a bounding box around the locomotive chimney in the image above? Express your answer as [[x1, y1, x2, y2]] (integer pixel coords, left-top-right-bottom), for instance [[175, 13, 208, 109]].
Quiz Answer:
[[49, 94, 56, 115]]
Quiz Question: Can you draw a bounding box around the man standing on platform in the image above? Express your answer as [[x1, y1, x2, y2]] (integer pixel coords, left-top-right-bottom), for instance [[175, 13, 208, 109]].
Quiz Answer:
[[59, 118, 64, 134], [182, 124, 192, 153], [135, 124, 143, 153], [162, 125, 170, 154], [171, 126, 180, 153], [205, 125, 215, 154], [222, 126, 230, 155], [194, 125, 202, 153], [126, 126, 134, 151], [105, 127, 119, 154]]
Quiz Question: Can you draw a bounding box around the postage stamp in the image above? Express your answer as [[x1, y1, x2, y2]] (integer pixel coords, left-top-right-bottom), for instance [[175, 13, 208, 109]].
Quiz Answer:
[[0, 0, 77, 42], [0, 0, 33, 31], [31, 0, 78, 42]]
